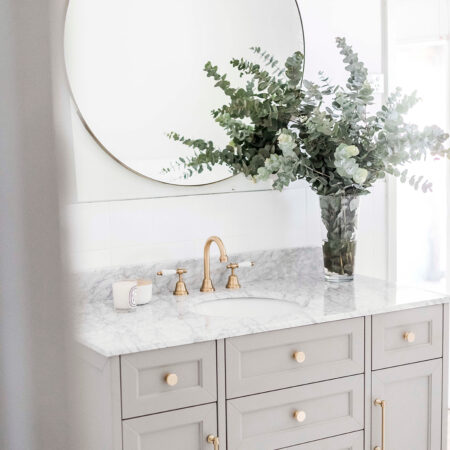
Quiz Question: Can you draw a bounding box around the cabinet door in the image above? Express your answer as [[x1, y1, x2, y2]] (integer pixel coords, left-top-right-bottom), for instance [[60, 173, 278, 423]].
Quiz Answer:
[[372, 359, 442, 450], [123, 403, 217, 450]]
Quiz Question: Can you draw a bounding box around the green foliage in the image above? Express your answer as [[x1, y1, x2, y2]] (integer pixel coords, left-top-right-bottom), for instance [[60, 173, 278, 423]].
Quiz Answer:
[[167, 38, 450, 195]]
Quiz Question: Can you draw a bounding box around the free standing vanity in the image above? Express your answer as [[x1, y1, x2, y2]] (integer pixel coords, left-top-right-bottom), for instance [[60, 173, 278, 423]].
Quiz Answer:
[[76, 272, 449, 450]]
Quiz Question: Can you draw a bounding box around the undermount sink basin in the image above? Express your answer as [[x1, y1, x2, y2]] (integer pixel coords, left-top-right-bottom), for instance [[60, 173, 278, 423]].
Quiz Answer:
[[192, 297, 302, 318]]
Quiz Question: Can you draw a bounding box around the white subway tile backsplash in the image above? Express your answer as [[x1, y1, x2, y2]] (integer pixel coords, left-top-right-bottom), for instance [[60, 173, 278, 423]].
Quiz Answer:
[[108, 200, 155, 248], [66, 182, 386, 278], [109, 241, 198, 267], [70, 249, 112, 271], [305, 189, 322, 246], [65, 203, 111, 252], [67, 187, 312, 270], [355, 183, 387, 279]]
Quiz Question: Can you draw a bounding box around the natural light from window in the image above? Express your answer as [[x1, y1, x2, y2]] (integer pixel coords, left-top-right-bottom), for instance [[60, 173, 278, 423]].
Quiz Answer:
[[389, 0, 449, 293]]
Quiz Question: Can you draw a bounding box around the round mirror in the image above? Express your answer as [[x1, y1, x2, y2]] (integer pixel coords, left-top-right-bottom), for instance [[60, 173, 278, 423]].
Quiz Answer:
[[64, 0, 304, 185]]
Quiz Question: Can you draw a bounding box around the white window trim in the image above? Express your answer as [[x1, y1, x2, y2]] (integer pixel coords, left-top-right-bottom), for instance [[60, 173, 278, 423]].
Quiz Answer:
[[383, 0, 398, 283]]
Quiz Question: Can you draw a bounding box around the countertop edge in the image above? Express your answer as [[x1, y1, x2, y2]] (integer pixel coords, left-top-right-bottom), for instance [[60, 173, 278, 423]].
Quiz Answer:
[[76, 295, 450, 358]]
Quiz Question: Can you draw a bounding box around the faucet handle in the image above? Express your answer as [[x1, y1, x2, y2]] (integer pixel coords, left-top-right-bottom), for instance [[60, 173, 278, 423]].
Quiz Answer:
[[157, 268, 189, 296], [157, 269, 177, 276], [226, 262, 255, 289], [236, 261, 255, 268]]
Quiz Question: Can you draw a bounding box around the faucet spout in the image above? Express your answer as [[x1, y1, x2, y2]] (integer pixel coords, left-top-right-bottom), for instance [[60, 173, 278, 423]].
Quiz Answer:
[[200, 236, 228, 292]]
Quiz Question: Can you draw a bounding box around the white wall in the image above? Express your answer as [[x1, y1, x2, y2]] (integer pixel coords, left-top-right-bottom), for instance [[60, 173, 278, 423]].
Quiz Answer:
[[66, 0, 387, 280]]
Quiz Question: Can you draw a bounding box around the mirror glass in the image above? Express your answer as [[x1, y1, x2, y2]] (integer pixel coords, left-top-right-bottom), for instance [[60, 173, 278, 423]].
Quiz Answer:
[[65, 0, 304, 185]]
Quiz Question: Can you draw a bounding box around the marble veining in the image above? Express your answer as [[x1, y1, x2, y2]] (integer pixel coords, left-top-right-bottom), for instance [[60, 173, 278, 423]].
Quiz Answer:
[[74, 247, 450, 357]]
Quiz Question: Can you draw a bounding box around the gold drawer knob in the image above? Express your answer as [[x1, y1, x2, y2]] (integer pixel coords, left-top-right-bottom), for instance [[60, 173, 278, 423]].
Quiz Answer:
[[293, 410, 306, 423], [293, 351, 306, 363], [165, 373, 178, 386], [403, 331, 416, 343]]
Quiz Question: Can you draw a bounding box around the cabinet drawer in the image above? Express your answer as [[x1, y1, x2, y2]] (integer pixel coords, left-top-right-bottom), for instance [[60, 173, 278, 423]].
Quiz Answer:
[[226, 318, 364, 398], [372, 305, 443, 370], [123, 403, 217, 450], [279, 431, 364, 449], [227, 374, 364, 450], [121, 341, 217, 419]]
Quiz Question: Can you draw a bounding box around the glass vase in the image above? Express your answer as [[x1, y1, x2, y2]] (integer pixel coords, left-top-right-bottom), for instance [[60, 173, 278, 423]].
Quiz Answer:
[[319, 195, 360, 282]]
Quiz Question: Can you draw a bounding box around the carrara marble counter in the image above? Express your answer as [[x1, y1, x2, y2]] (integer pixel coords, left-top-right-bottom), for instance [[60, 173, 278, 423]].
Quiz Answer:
[[76, 267, 450, 357]]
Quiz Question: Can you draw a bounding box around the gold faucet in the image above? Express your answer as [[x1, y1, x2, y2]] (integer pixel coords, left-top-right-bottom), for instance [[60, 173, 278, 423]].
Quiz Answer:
[[200, 236, 228, 292]]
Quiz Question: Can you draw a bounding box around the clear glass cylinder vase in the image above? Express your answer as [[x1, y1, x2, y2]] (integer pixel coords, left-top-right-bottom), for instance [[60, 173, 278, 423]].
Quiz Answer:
[[319, 195, 360, 282]]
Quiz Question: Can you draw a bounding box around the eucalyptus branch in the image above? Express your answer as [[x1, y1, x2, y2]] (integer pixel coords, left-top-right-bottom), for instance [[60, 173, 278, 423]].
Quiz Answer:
[[166, 38, 449, 195]]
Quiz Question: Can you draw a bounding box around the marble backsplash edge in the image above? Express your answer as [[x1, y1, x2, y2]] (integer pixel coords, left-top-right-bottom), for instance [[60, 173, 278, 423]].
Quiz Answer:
[[73, 247, 323, 305]]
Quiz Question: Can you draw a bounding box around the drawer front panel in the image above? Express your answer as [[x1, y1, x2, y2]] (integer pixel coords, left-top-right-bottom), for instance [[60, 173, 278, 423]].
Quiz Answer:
[[123, 403, 217, 450], [227, 374, 364, 450], [121, 341, 217, 419], [372, 305, 443, 370], [226, 318, 364, 398], [279, 431, 364, 449]]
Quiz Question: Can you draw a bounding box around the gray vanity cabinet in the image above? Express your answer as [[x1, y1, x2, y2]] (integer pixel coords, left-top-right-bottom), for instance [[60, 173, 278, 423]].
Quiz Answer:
[[122, 403, 217, 450], [371, 359, 443, 450], [80, 304, 448, 450]]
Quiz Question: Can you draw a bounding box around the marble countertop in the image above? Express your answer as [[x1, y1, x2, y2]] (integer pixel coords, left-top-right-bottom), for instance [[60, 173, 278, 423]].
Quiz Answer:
[[76, 271, 450, 357]]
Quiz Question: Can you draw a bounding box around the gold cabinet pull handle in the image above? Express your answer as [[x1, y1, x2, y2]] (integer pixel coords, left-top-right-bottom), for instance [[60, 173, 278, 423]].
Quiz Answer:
[[165, 373, 178, 386], [293, 351, 306, 363], [293, 410, 306, 423], [207, 435, 219, 450], [403, 331, 415, 343], [374, 399, 386, 450]]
